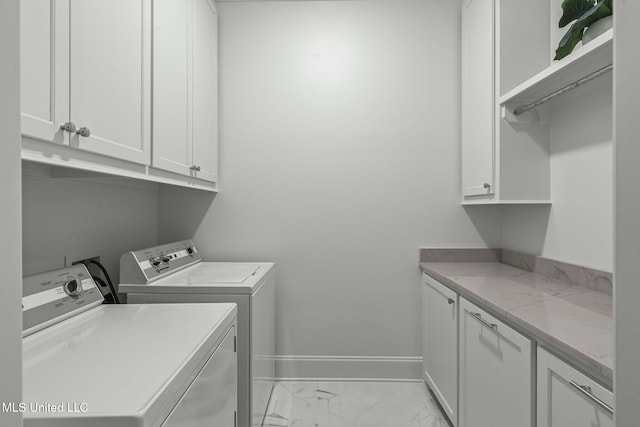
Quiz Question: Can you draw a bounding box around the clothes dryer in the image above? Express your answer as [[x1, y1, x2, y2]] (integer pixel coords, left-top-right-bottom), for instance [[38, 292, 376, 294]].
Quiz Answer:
[[120, 240, 275, 427]]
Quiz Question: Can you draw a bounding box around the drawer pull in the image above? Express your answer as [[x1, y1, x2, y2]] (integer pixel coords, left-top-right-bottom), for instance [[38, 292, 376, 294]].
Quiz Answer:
[[569, 380, 613, 414], [447, 298, 455, 305], [471, 312, 497, 330]]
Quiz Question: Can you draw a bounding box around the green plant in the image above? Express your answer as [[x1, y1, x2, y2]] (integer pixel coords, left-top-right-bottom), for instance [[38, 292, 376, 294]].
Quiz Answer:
[[554, 0, 612, 60]]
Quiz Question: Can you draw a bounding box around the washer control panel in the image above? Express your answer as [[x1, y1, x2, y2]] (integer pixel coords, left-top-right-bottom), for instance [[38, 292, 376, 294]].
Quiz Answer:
[[23, 264, 104, 337], [120, 239, 202, 284]]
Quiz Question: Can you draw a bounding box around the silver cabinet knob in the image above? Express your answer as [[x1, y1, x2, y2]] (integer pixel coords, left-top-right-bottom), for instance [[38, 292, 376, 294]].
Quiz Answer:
[[190, 165, 201, 172], [76, 127, 91, 138], [60, 122, 77, 133], [483, 183, 491, 189]]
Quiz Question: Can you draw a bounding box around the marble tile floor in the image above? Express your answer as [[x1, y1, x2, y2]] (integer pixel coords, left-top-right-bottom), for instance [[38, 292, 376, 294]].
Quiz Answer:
[[262, 381, 449, 427]]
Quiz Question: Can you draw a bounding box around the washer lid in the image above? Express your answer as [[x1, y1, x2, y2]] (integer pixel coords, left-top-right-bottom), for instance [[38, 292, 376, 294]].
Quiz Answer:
[[22, 303, 236, 426], [121, 262, 274, 295]]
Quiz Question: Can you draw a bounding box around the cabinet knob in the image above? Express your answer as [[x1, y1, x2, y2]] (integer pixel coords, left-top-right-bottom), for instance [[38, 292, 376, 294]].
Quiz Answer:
[[447, 298, 455, 305], [60, 122, 77, 133], [76, 127, 91, 138], [190, 165, 201, 172], [483, 183, 491, 189]]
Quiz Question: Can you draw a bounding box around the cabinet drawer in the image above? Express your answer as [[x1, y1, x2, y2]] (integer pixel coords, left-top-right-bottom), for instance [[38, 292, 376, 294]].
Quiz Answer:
[[459, 297, 533, 427], [537, 346, 613, 427]]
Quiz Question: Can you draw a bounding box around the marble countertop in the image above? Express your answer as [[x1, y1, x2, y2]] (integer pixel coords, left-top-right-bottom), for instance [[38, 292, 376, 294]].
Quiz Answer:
[[420, 261, 613, 388]]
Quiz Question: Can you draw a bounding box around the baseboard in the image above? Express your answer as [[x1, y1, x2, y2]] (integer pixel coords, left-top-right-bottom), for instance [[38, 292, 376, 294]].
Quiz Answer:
[[274, 355, 422, 381]]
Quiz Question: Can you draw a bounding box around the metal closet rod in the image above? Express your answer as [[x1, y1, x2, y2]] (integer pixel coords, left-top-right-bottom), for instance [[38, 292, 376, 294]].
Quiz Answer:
[[513, 63, 613, 116]]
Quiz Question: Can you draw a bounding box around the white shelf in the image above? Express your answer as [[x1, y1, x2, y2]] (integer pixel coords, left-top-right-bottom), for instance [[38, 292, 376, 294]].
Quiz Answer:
[[462, 199, 552, 206], [22, 137, 218, 193], [499, 29, 613, 109]]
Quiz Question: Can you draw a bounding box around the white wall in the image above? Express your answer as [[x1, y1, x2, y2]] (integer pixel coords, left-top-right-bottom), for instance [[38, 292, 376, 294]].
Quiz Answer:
[[160, 0, 502, 378], [614, 0, 640, 423], [0, 0, 22, 423], [502, 81, 613, 272], [22, 163, 159, 285]]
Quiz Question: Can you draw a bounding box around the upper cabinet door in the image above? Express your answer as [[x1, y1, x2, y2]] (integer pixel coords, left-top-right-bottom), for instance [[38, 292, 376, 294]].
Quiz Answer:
[[153, 0, 218, 183], [152, 0, 192, 176], [69, 0, 151, 165], [461, 0, 495, 198], [191, 0, 218, 183], [20, 0, 70, 145]]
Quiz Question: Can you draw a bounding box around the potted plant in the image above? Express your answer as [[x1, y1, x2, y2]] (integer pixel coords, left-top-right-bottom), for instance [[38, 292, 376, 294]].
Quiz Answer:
[[554, 0, 613, 60]]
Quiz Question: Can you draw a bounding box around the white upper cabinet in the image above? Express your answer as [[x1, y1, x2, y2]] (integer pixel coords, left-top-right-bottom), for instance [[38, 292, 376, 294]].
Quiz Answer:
[[191, 0, 219, 183], [461, 0, 552, 205], [153, 0, 218, 183], [20, 0, 69, 145], [20, 0, 151, 165], [68, 0, 151, 164], [461, 0, 494, 198]]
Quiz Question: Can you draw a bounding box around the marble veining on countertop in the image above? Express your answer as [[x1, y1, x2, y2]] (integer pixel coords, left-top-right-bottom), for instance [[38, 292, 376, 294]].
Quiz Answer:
[[419, 260, 613, 388]]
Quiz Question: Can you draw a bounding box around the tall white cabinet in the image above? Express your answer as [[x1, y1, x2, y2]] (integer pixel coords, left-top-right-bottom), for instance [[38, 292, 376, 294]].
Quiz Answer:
[[153, 0, 218, 183], [21, 0, 151, 164]]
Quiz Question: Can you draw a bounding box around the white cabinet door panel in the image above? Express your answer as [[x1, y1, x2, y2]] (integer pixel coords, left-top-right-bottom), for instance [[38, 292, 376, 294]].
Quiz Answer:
[[537, 346, 613, 427], [459, 298, 532, 427], [461, 0, 495, 197], [422, 273, 458, 426], [20, 0, 69, 145], [191, 0, 218, 183], [69, 0, 151, 164], [153, 0, 191, 175]]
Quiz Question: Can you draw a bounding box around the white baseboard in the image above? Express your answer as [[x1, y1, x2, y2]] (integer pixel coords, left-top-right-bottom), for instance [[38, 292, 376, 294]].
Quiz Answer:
[[274, 356, 423, 381]]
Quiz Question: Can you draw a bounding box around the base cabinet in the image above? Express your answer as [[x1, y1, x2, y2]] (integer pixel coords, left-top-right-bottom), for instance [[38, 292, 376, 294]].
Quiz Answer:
[[459, 297, 532, 427], [422, 273, 458, 425], [537, 346, 613, 427]]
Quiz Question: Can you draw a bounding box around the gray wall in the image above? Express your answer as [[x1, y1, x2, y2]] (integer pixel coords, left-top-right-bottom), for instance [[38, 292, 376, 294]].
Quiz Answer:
[[0, 0, 23, 424], [501, 81, 613, 271], [22, 163, 159, 285], [159, 0, 502, 378]]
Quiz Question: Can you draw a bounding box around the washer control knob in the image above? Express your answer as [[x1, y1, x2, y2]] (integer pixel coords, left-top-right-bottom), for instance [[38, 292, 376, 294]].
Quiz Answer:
[[64, 279, 81, 297], [187, 247, 193, 254], [150, 257, 161, 267], [161, 256, 171, 264]]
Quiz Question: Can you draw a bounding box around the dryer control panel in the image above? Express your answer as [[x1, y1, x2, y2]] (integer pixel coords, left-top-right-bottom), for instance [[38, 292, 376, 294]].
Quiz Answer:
[[23, 264, 104, 337], [120, 240, 202, 284]]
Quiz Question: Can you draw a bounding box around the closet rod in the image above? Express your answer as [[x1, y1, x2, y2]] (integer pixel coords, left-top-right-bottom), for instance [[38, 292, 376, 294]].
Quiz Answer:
[[513, 64, 613, 116]]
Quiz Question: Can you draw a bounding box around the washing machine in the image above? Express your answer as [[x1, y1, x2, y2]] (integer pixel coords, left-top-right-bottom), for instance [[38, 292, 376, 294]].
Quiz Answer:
[[22, 264, 238, 427], [119, 240, 275, 427]]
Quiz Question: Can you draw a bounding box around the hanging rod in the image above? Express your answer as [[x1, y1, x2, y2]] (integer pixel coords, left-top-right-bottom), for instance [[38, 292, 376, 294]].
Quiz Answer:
[[513, 64, 613, 116]]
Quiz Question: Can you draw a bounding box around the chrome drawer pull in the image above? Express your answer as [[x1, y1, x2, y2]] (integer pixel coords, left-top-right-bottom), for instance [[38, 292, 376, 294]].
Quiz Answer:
[[471, 312, 497, 330], [569, 381, 613, 414]]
